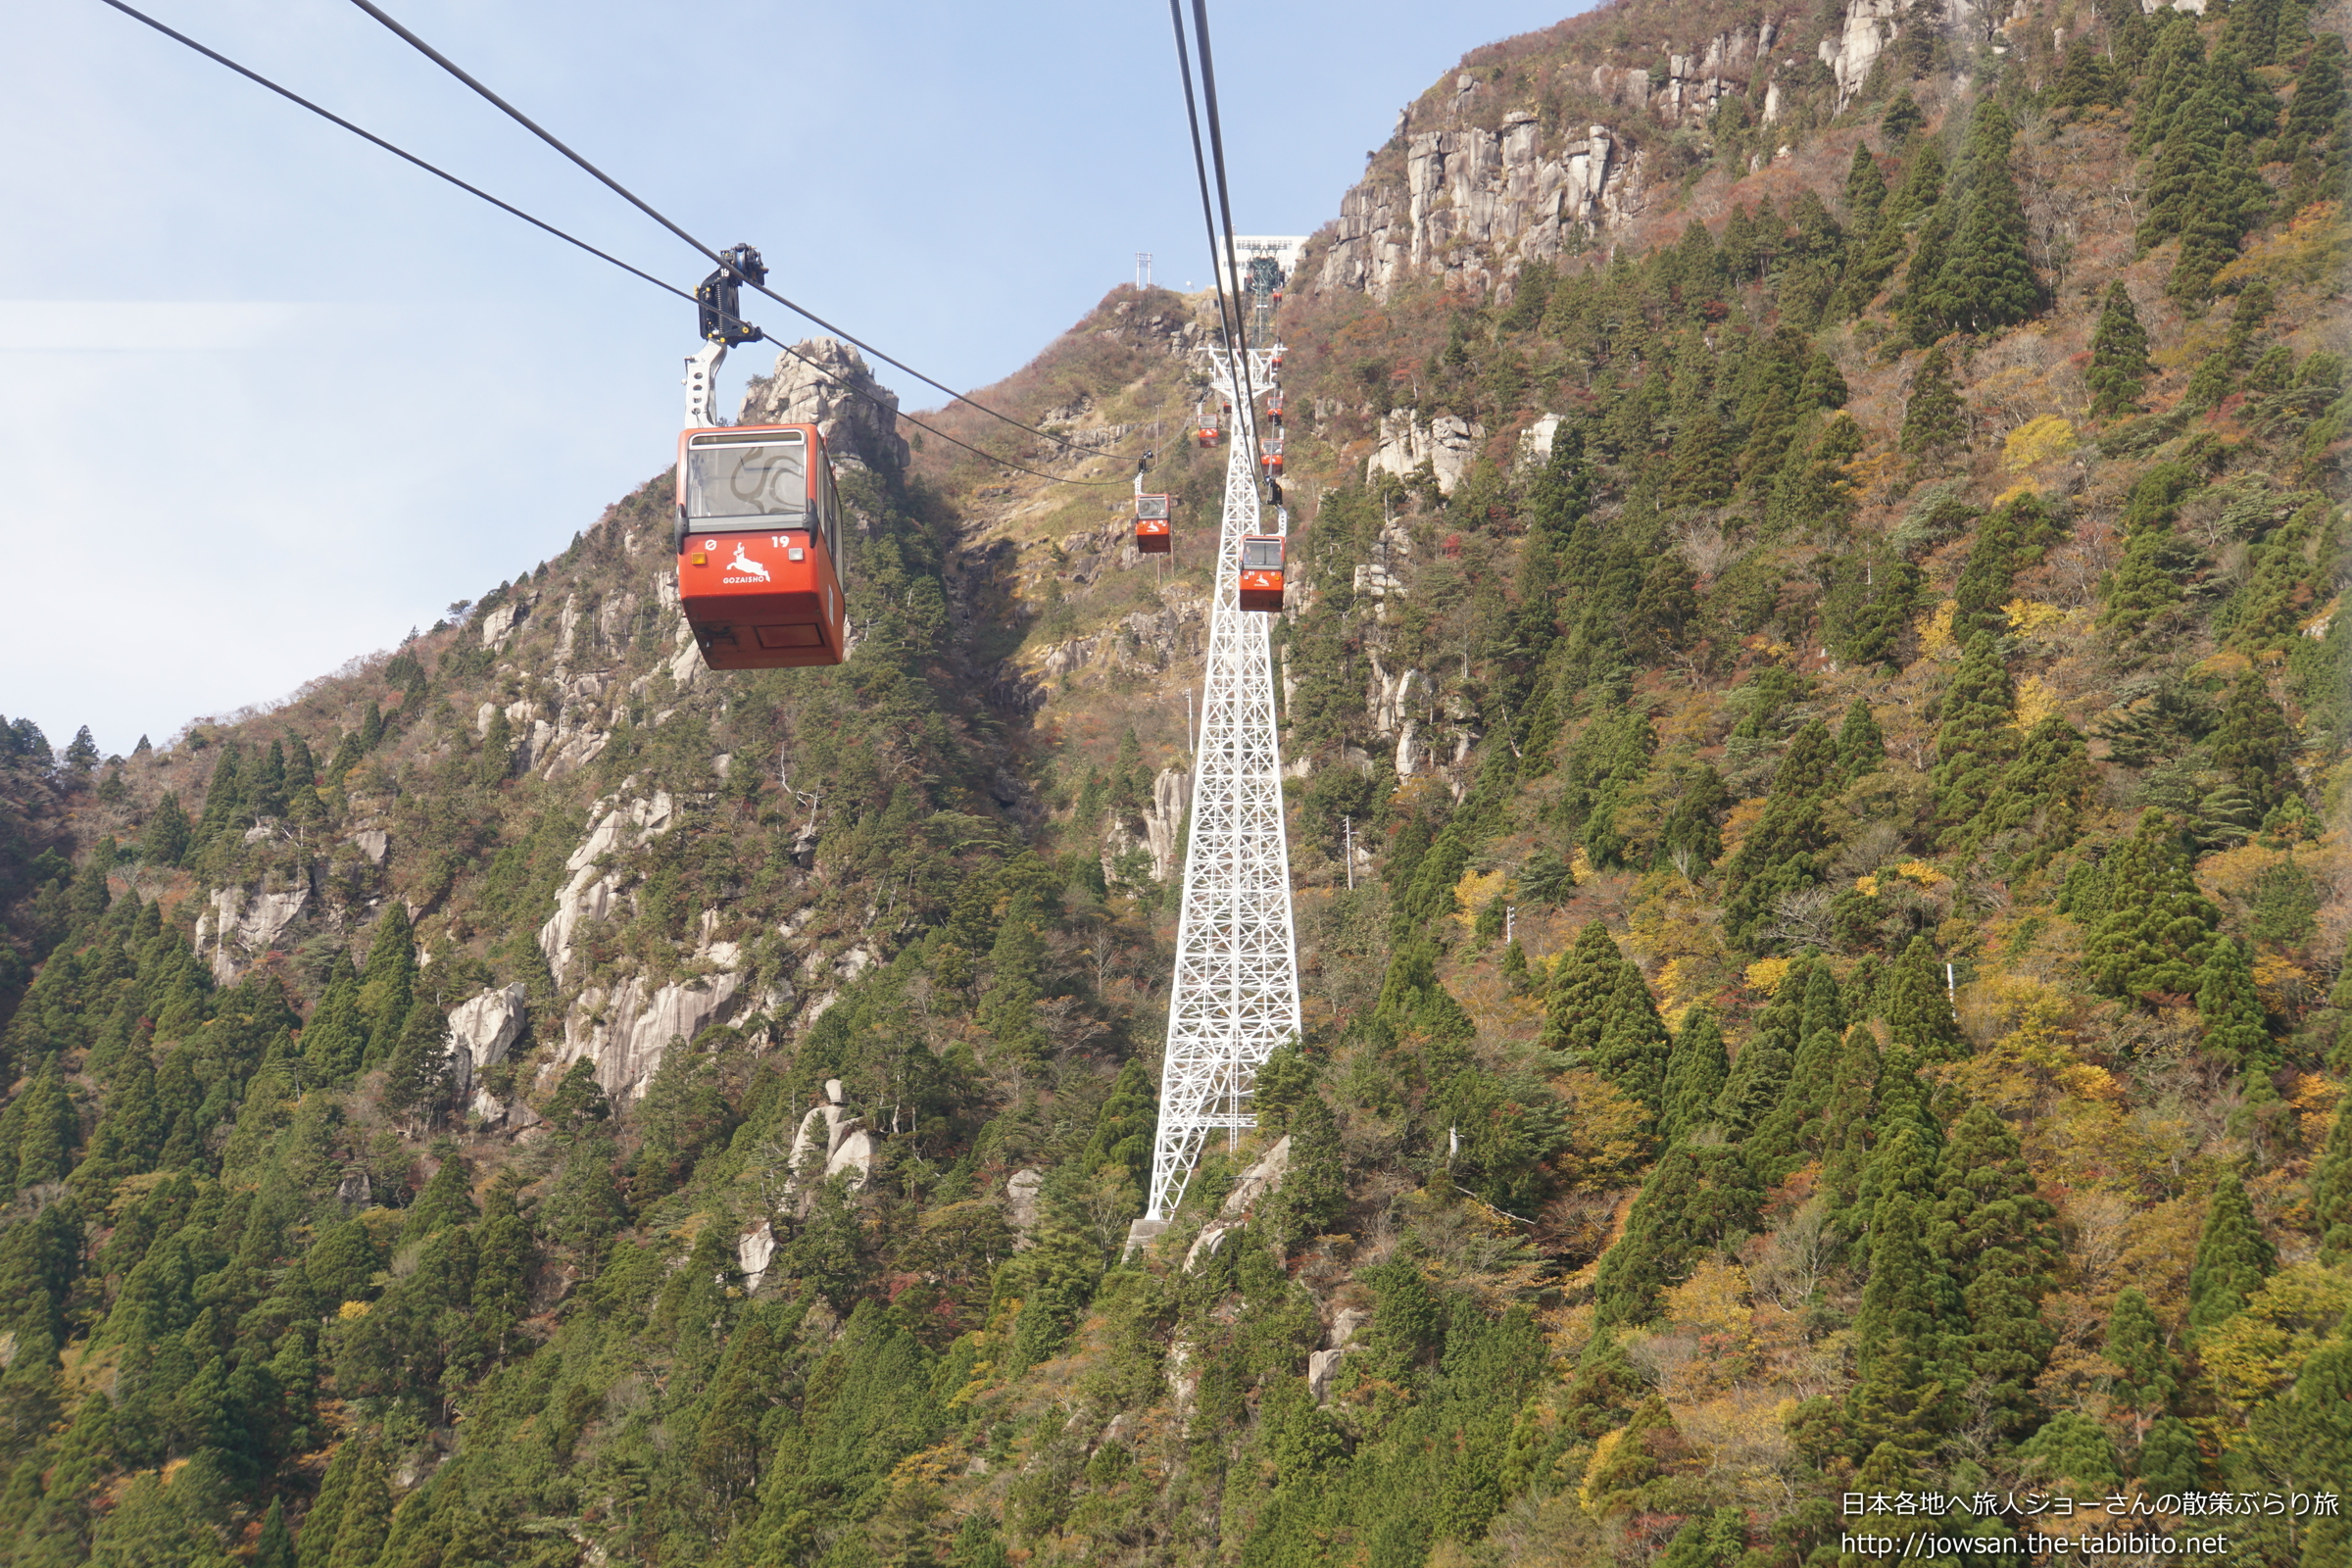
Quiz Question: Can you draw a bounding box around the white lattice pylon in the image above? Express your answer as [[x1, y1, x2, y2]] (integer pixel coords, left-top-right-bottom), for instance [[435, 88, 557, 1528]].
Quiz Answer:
[[1144, 344, 1300, 1223]]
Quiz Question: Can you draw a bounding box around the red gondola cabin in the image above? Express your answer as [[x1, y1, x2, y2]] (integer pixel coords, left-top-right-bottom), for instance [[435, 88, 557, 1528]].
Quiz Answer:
[[1238, 535, 1285, 612], [674, 422, 846, 668], [1136, 493, 1172, 554]]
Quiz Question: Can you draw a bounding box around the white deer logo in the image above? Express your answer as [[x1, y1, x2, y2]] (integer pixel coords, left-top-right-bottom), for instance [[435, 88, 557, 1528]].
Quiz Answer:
[[727, 542, 771, 582]]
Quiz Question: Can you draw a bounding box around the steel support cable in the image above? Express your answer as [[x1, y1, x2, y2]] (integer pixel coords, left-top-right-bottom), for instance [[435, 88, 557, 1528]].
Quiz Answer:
[[1162, 0, 1245, 384], [1187, 0, 1264, 440], [88, 0, 1123, 490], [343, 0, 1121, 467]]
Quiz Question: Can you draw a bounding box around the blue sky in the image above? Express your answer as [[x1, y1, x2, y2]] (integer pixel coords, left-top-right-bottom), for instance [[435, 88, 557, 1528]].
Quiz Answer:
[[1, 0, 1583, 755]]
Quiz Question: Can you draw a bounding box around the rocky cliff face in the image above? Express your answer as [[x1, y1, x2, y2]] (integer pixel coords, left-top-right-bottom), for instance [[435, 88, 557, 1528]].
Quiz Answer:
[[738, 336, 912, 473]]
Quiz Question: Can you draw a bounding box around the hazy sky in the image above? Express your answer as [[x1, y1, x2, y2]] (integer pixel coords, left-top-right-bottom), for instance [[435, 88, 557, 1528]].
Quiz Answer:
[[1, 0, 1583, 755]]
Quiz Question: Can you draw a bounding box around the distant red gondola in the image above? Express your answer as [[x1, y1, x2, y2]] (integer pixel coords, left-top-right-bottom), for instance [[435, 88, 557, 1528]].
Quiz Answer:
[[1136, 492, 1172, 554], [1238, 534, 1284, 612]]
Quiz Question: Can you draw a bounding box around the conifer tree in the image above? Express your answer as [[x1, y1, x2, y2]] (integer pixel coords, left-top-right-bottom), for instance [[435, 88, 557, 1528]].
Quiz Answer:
[[408, 1151, 477, 1235], [2135, 1414, 2206, 1493], [1594, 1145, 1761, 1324], [358, 906, 417, 1068], [1951, 491, 2050, 639], [1900, 344, 1969, 460], [2104, 1287, 2180, 1436], [1924, 105, 2044, 335], [138, 791, 192, 868], [327, 1446, 393, 1568], [2051, 37, 2123, 110], [1847, 1148, 1962, 1452], [1835, 698, 1886, 785], [1821, 1025, 1883, 1216], [1543, 921, 1626, 1055], [2186, 1174, 2276, 1336], [977, 897, 1050, 1063], [1880, 938, 1966, 1062], [1933, 632, 2017, 842], [302, 955, 368, 1083], [2282, 38, 2345, 168], [381, 1000, 454, 1128], [1714, 962, 1806, 1136], [2083, 815, 2221, 999], [2096, 524, 2188, 641], [2087, 282, 2155, 418], [296, 1441, 362, 1568], [1080, 1058, 1156, 1190], [1658, 1007, 1728, 1145], [1932, 1102, 2059, 1440], [2014, 1410, 2124, 1494], [2315, 1095, 2352, 1263], [255, 1496, 295, 1568], [1844, 142, 1887, 232], [1721, 720, 1840, 950], [1591, 962, 1672, 1115], [1984, 715, 2098, 866], [2195, 936, 2277, 1095], [2210, 669, 2295, 813], [1764, 413, 1866, 536]]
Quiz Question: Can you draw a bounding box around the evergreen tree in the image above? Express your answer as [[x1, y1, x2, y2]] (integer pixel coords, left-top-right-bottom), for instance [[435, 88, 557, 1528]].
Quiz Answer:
[[1821, 1025, 1884, 1216], [2014, 1410, 2125, 1494], [2210, 668, 2295, 813], [1931, 1102, 2059, 1440], [2082, 815, 2221, 999], [300, 1442, 362, 1568], [1880, 938, 1966, 1062], [1543, 921, 1626, 1056], [2051, 37, 2123, 110], [380, 1000, 453, 1128], [1899, 343, 1969, 460], [407, 1151, 477, 1235], [1984, 715, 2099, 867], [2282, 38, 2345, 167], [2315, 1093, 2352, 1263], [1847, 1147, 1963, 1453], [1591, 961, 1672, 1115], [255, 1496, 295, 1568], [1933, 631, 2017, 840], [2087, 282, 2155, 418], [1835, 698, 1886, 785], [327, 1446, 393, 1568], [301, 954, 368, 1083], [138, 792, 192, 868], [1593, 1144, 1761, 1324], [1844, 142, 1887, 231], [2136, 1414, 2206, 1493], [1714, 963, 1806, 1137], [358, 906, 417, 1068], [2186, 1174, 2276, 1336], [2104, 1287, 2180, 1434], [1658, 1007, 1729, 1145], [1721, 720, 1840, 951], [1080, 1057, 1156, 1190], [1923, 105, 2044, 335], [2195, 935, 2277, 1094]]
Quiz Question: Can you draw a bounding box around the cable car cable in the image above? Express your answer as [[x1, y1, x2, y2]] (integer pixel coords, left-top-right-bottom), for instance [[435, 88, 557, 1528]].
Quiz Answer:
[[342, 0, 1123, 467], [87, 0, 1126, 491], [89, 0, 682, 304], [1161, 0, 1245, 389], [1186, 0, 1265, 436]]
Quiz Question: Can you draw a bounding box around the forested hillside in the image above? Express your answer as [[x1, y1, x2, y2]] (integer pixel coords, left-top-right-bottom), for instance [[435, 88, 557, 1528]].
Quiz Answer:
[[0, 0, 2346, 1562]]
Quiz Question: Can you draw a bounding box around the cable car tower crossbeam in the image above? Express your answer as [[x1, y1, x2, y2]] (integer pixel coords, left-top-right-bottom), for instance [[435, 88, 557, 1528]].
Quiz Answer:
[[1142, 334, 1299, 1226]]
